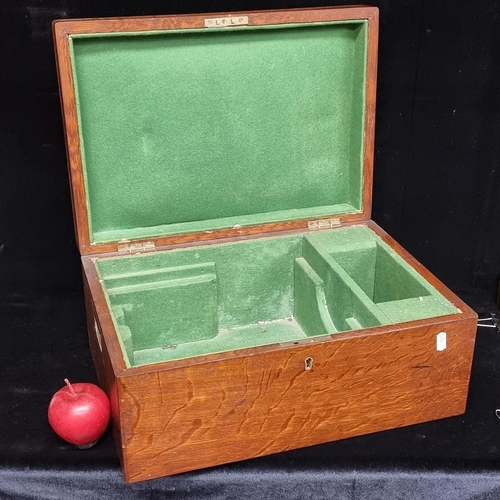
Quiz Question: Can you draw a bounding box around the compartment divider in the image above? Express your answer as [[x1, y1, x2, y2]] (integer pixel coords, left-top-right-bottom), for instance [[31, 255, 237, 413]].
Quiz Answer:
[[299, 236, 390, 332], [104, 262, 216, 290], [294, 257, 337, 337]]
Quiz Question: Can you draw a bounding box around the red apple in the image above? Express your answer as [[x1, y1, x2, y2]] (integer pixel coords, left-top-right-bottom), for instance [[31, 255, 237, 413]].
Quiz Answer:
[[48, 379, 111, 448]]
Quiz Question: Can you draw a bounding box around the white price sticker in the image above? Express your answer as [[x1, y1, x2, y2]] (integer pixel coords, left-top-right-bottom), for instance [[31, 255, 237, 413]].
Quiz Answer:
[[436, 331, 447, 351]]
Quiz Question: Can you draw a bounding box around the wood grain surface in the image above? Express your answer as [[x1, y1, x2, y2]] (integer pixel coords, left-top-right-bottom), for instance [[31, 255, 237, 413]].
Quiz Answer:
[[83, 273, 125, 468], [117, 314, 476, 481]]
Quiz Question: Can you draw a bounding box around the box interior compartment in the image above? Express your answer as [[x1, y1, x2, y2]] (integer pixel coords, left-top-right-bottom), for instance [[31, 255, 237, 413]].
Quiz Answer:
[[69, 20, 368, 244], [96, 225, 458, 367]]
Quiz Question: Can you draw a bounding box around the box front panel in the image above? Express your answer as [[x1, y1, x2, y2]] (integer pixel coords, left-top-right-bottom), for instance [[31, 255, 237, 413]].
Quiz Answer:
[[118, 316, 476, 482]]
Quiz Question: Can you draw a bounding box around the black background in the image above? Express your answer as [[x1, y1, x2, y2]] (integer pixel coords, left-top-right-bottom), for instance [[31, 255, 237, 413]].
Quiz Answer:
[[1, 0, 499, 300], [1, 1, 500, 498]]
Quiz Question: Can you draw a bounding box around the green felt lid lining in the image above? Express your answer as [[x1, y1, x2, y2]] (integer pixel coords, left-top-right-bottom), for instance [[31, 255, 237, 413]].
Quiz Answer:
[[69, 21, 368, 244]]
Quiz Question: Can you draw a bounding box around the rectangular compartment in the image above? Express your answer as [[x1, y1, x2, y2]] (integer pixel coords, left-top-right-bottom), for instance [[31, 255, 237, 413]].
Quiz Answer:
[[108, 262, 219, 360], [96, 225, 458, 366], [305, 226, 457, 323]]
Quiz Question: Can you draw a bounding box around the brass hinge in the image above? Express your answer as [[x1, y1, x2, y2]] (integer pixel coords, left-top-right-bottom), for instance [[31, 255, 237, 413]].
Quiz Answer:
[[204, 15, 248, 27], [307, 218, 341, 230], [117, 241, 156, 253]]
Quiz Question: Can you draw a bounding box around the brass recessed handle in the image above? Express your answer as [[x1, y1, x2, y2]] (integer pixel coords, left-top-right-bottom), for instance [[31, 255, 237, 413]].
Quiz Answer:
[[304, 357, 313, 371]]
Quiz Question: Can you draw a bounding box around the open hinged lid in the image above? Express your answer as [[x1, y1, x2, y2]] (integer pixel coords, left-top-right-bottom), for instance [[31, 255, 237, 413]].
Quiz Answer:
[[53, 6, 378, 255]]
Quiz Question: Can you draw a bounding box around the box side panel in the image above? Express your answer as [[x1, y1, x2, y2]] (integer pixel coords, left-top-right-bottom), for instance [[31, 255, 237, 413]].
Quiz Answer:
[[119, 315, 476, 482], [83, 272, 125, 469]]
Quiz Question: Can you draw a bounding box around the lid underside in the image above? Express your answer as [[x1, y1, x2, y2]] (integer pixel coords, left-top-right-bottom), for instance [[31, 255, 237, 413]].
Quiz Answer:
[[69, 21, 368, 244]]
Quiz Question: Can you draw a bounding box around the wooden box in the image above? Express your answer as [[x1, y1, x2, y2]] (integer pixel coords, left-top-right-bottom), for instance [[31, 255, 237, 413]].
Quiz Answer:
[[53, 6, 477, 483]]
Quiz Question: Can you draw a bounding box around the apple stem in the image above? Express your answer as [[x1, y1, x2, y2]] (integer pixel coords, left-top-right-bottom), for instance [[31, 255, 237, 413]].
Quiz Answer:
[[64, 378, 76, 396]]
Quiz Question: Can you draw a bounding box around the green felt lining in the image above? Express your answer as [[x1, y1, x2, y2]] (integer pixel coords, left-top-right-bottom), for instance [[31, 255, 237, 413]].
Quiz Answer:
[[70, 21, 368, 243], [96, 225, 459, 367], [294, 257, 337, 337]]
